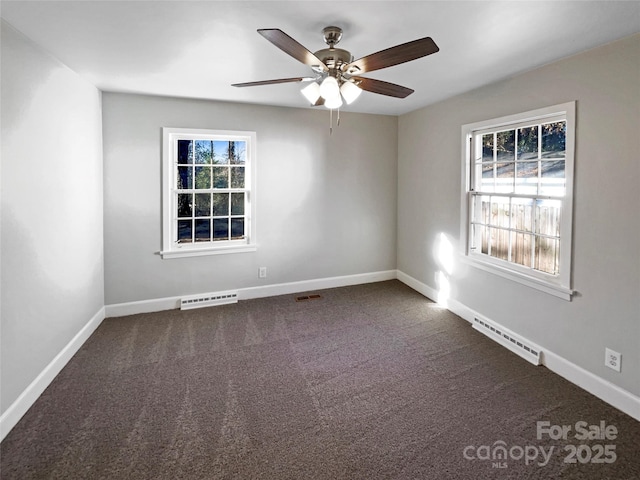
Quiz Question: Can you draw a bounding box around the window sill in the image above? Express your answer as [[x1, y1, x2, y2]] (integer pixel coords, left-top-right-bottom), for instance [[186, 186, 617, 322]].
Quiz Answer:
[[160, 244, 257, 259], [461, 254, 574, 301]]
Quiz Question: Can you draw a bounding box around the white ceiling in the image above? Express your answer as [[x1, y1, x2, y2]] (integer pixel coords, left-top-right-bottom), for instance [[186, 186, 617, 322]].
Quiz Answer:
[[2, 1, 639, 116]]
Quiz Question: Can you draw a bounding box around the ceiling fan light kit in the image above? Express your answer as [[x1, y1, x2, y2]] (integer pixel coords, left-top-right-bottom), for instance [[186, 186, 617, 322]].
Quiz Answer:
[[301, 82, 321, 104], [232, 25, 439, 129], [319, 76, 340, 100], [340, 80, 363, 105], [324, 93, 343, 110]]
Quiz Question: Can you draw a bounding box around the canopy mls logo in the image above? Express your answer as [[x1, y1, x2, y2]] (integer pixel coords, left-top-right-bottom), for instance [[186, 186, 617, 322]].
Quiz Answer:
[[462, 441, 554, 469], [463, 420, 618, 469]]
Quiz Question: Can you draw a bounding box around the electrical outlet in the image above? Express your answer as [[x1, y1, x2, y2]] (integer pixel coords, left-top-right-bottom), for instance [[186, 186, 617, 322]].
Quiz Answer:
[[605, 348, 621, 372], [258, 267, 267, 279]]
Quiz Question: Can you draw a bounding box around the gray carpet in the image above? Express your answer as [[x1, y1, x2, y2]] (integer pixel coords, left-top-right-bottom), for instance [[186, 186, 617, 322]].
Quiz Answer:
[[1, 280, 639, 479]]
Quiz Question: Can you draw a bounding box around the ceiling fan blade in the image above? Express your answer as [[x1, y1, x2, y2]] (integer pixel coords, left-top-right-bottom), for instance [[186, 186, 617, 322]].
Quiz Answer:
[[232, 77, 314, 87], [258, 29, 328, 72], [344, 37, 439, 75], [352, 77, 414, 98]]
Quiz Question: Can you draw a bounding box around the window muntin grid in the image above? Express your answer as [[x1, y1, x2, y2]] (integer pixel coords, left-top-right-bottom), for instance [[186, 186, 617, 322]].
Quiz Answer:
[[470, 118, 566, 276], [174, 139, 248, 244]]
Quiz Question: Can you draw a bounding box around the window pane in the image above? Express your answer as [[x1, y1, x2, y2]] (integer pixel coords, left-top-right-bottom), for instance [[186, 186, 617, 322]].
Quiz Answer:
[[535, 236, 559, 275], [541, 160, 565, 178], [195, 140, 213, 164], [490, 197, 510, 228], [480, 163, 494, 192], [213, 219, 229, 240], [212, 141, 229, 165], [194, 193, 210, 217], [195, 166, 211, 189], [515, 161, 538, 195], [231, 218, 244, 239], [479, 224, 489, 255], [177, 193, 192, 217], [177, 220, 192, 243], [480, 196, 490, 225], [231, 192, 244, 216], [482, 163, 494, 178], [230, 167, 245, 188], [511, 198, 533, 232], [540, 160, 566, 196], [195, 219, 211, 242], [230, 141, 247, 165], [511, 231, 532, 267], [212, 193, 229, 216], [482, 134, 494, 162], [496, 130, 515, 162], [213, 167, 229, 188], [490, 227, 509, 261], [495, 162, 514, 193], [541, 121, 566, 158], [536, 200, 561, 237], [177, 140, 192, 163], [488, 197, 510, 261], [517, 126, 538, 160], [177, 166, 192, 189]]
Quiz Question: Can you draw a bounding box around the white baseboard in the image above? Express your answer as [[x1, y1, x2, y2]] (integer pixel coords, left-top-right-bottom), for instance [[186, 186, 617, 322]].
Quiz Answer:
[[105, 295, 181, 317], [542, 350, 640, 421], [239, 270, 397, 301], [396, 270, 438, 301], [396, 270, 640, 422], [105, 270, 398, 317], [0, 307, 106, 442]]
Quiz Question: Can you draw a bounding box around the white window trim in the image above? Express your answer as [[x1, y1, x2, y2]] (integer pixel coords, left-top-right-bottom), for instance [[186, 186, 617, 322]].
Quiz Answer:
[[460, 102, 576, 300], [161, 127, 257, 259]]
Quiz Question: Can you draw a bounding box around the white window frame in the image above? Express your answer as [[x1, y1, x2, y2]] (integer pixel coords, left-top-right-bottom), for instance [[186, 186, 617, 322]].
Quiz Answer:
[[161, 127, 257, 259], [460, 102, 575, 300]]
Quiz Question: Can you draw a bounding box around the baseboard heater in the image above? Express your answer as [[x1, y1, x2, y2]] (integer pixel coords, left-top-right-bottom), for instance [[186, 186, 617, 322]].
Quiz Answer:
[[472, 316, 541, 366], [180, 290, 238, 310]]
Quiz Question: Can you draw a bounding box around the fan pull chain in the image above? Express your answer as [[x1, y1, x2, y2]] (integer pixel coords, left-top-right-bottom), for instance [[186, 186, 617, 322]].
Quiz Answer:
[[329, 109, 333, 135], [328, 108, 341, 135]]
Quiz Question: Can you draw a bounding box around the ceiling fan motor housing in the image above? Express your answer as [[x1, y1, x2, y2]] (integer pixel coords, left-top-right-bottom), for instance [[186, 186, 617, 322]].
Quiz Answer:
[[313, 47, 352, 72]]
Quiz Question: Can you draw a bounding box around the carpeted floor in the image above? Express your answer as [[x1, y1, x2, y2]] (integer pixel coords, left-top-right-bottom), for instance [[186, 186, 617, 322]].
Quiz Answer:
[[1, 280, 639, 479]]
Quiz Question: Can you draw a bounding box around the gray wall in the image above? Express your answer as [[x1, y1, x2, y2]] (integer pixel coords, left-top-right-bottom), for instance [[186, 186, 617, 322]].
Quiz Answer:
[[1, 23, 104, 413], [398, 34, 640, 396], [102, 93, 398, 305]]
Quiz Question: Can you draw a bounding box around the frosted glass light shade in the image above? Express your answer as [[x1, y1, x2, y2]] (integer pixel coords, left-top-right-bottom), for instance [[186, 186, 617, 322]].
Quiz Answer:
[[301, 82, 321, 104], [324, 94, 343, 110], [340, 81, 362, 104], [319, 76, 340, 100]]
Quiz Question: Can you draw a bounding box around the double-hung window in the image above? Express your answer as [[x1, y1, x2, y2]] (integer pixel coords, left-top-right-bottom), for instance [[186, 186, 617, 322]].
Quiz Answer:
[[461, 102, 575, 300], [161, 128, 256, 258]]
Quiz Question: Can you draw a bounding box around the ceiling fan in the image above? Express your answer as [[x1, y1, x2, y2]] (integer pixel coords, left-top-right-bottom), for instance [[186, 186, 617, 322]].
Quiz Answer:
[[232, 26, 439, 110]]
